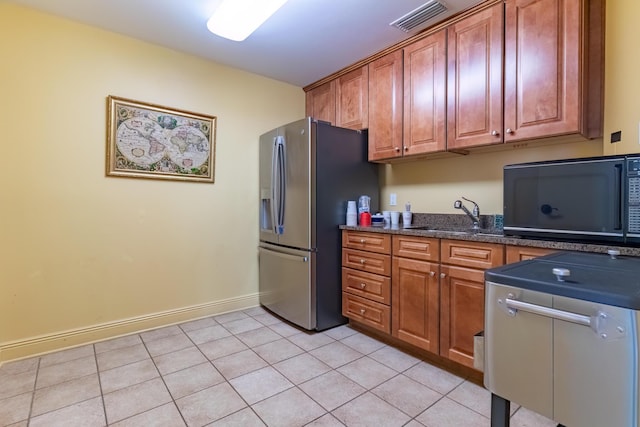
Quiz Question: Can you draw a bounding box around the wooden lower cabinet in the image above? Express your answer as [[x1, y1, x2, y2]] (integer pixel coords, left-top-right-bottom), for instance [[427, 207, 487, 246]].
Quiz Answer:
[[342, 230, 392, 333], [343, 232, 521, 371], [506, 245, 558, 263], [392, 256, 439, 353], [439, 264, 486, 368], [342, 293, 391, 333], [440, 239, 504, 369]]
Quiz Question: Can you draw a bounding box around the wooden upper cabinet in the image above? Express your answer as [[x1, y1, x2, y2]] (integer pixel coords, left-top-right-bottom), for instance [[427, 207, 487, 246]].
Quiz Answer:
[[305, 80, 335, 125], [336, 66, 368, 130], [404, 29, 447, 156], [368, 50, 404, 161], [447, 3, 503, 150], [504, 0, 604, 142]]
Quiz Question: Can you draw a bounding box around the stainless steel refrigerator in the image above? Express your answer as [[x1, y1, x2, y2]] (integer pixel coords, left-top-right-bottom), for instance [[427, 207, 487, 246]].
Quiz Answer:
[[258, 117, 379, 331]]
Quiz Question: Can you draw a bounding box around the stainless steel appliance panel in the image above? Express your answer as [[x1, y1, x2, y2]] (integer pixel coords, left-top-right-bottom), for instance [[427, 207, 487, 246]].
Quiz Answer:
[[553, 295, 637, 427], [258, 243, 314, 330], [486, 280, 639, 427], [259, 128, 279, 244], [258, 117, 378, 330], [484, 283, 554, 418], [277, 118, 312, 250]]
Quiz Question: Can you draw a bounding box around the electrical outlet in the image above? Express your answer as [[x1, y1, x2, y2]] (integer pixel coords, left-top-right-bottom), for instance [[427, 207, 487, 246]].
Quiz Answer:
[[390, 193, 397, 206]]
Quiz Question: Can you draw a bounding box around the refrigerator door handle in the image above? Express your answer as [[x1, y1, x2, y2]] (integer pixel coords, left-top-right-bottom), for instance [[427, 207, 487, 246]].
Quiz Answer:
[[270, 137, 278, 234], [272, 135, 286, 234]]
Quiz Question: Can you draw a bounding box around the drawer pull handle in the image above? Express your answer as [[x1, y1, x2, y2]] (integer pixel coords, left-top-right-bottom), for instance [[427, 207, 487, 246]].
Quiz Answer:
[[360, 259, 366, 264], [440, 273, 446, 279], [360, 308, 366, 315], [360, 239, 366, 243], [360, 283, 366, 289]]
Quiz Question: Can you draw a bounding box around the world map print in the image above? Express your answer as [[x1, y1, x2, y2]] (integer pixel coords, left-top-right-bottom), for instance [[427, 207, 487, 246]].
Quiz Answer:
[[107, 97, 216, 183]]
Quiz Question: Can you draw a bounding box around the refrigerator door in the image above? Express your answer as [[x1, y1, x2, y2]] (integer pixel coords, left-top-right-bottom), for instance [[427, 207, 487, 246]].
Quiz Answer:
[[259, 128, 280, 245], [276, 118, 313, 250], [258, 243, 315, 330]]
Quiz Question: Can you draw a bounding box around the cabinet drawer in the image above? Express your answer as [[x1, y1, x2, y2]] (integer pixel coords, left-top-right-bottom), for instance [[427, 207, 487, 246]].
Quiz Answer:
[[342, 267, 390, 304], [342, 231, 391, 254], [393, 235, 440, 261], [506, 245, 558, 264], [441, 239, 504, 269], [342, 248, 391, 276], [342, 292, 391, 333]]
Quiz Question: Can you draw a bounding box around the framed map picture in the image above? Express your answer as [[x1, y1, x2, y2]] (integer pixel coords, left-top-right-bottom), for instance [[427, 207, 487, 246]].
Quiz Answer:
[[106, 96, 216, 183]]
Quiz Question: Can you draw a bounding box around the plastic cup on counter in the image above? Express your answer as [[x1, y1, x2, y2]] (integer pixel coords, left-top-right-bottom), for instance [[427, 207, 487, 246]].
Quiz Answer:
[[382, 211, 391, 225], [390, 211, 400, 226]]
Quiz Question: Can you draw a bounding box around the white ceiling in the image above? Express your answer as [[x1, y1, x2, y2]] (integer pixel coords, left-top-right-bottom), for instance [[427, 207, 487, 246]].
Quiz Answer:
[[6, 0, 482, 87]]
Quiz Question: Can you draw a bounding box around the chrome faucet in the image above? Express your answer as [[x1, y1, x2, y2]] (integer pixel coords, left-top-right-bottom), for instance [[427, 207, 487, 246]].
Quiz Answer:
[[454, 197, 480, 231]]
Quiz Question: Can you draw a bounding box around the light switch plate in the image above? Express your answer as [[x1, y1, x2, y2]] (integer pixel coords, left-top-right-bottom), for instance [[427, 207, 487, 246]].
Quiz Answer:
[[390, 193, 397, 206]]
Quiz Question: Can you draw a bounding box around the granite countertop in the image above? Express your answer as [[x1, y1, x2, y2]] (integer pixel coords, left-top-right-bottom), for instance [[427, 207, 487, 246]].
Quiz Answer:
[[340, 213, 640, 257]]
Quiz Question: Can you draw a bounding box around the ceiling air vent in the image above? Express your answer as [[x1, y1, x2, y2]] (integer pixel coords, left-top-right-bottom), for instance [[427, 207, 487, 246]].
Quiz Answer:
[[390, 0, 447, 33]]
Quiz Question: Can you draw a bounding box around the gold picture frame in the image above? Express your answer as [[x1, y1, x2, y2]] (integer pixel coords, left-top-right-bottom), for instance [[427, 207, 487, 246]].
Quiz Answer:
[[106, 95, 216, 183]]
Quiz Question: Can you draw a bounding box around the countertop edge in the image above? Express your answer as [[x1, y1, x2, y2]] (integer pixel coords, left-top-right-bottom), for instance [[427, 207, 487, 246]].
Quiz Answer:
[[339, 225, 640, 257]]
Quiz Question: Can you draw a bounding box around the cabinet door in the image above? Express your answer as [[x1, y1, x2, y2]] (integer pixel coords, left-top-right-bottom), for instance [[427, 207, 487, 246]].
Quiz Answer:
[[447, 3, 503, 149], [342, 230, 391, 254], [504, 0, 587, 141], [505, 245, 558, 264], [441, 239, 504, 269], [404, 29, 447, 156], [368, 50, 403, 161], [336, 66, 368, 130], [342, 248, 391, 276], [392, 257, 440, 353], [439, 265, 485, 369], [342, 292, 391, 333], [305, 81, 335, 124]]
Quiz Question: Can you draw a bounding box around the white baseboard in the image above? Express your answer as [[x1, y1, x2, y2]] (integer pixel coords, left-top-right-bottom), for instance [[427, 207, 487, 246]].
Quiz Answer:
[[0, 293, 260, 365]]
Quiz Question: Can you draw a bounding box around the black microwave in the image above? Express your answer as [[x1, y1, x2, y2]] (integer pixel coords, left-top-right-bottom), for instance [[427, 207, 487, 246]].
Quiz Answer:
[[503, 154, 640, 245]]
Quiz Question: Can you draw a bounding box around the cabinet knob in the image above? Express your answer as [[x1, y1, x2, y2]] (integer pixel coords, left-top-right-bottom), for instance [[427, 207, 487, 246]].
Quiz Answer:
[[360, 239, 366, 243], [506, 128, 513, 134], [360, 308, 366, 315], [491, 130, 499, 136], [395, 147, 401, 152], [404, 146, 409, 151], [440, 273, 446, 279], [429, 271, 436, 277], [360, 283, 366, 289], [360, 259, 366, 264]]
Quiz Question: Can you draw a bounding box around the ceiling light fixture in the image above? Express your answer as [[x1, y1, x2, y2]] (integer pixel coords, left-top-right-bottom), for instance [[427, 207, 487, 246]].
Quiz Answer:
[[206, 0, 288, 42]]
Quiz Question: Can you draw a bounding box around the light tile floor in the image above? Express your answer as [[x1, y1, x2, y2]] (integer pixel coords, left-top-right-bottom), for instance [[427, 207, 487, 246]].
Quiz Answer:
[[0, 307, 559, 427]]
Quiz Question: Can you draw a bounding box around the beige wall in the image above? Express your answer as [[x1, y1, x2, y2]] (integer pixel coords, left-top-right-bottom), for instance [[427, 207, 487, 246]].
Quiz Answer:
[[603, 0, 640, 156], [0, 4, 304, 362]]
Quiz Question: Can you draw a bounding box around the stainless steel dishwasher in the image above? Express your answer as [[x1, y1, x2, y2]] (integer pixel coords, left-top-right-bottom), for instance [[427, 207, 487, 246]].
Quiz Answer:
[[484, 251, 640, 427]]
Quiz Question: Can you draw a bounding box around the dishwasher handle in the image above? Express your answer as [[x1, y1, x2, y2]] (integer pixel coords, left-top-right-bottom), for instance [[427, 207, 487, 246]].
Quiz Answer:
[[500, 296, 627, 341]]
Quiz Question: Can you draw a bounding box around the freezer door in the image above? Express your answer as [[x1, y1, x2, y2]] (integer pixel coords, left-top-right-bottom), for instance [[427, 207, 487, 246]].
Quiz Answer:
[[259, 128, 279, 244], [277, 118, 312, 250], [258, 243, 315, 330]]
